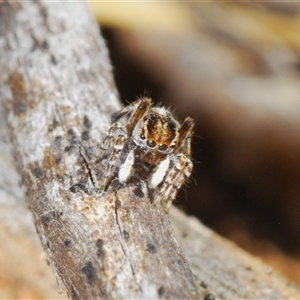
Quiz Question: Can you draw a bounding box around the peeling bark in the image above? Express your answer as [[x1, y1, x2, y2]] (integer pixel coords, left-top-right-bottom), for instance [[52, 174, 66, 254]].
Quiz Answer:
[[0, 1, 300, 300]]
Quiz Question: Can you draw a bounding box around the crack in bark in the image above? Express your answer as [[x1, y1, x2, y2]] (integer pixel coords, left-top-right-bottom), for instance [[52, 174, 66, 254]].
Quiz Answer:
[[114, 190, 143, 294], [79, 145, 96, 188]]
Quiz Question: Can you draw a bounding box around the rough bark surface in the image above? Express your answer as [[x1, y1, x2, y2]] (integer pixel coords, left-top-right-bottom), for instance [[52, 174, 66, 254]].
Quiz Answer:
[[0, 1, 300, 300], [0, 114, 62, 298], [0, 1, 197, 299]]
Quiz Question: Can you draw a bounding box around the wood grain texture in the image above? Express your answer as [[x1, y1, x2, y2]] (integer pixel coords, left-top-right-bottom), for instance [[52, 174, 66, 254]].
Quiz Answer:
[[0, 1, 299, 299]]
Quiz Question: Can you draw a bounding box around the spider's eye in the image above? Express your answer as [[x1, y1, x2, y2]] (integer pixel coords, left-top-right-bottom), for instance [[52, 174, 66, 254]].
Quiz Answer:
[[158, 144, 168, 152], [140, 134, 146, 140], [147, 139, 156, 148]]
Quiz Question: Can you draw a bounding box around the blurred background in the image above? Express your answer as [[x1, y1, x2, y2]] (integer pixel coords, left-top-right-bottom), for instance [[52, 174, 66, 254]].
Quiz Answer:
[[91, 1, 300, 285]]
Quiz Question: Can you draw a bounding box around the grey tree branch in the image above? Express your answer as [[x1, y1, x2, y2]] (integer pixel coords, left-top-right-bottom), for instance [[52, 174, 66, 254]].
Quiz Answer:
[[0, 1, 196, 299], [0, 1, 300, 300]]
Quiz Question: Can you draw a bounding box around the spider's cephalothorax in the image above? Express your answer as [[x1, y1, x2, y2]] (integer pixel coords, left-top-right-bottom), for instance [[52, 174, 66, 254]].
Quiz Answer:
[[93, 97, 194, 212]]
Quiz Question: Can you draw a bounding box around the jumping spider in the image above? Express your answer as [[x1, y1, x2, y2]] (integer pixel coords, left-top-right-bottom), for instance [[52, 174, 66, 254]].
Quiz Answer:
[[91, 97, 194, 212]]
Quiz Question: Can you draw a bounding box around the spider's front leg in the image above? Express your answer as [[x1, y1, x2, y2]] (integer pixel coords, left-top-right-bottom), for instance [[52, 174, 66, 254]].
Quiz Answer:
[[112, 97, 152, 136], [90, 122, 128, 191], [153, 154, 193, 212]]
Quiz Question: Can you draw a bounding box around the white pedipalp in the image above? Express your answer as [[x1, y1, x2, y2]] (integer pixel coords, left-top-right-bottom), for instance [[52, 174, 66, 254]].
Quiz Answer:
[[149, 156, 170, 188], [118, 149, 135, 183]]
